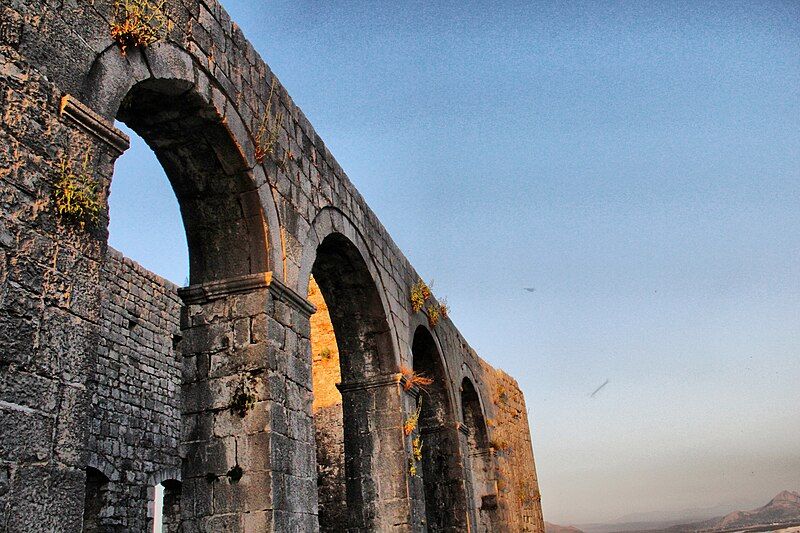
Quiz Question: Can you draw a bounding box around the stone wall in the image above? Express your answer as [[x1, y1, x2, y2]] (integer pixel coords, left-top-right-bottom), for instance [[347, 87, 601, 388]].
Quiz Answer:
[[89, 247, 183, 530], [480, 364, 545, 533]]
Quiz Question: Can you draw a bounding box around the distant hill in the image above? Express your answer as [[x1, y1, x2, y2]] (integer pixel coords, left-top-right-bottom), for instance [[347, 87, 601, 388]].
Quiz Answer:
[[639, 491, 800, 533], [546, 522, 586, 533]]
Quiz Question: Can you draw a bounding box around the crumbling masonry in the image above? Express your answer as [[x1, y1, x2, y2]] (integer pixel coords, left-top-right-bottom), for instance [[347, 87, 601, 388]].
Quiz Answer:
[[0, 0, 545, 530]]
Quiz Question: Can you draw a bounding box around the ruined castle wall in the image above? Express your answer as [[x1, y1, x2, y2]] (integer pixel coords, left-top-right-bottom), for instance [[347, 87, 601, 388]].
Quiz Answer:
[[479, 363, 545, 533], [90, 247, 183, 530]]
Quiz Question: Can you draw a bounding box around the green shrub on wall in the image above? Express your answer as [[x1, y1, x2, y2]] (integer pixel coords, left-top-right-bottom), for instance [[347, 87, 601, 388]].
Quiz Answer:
[[53, 152, 102, 229]]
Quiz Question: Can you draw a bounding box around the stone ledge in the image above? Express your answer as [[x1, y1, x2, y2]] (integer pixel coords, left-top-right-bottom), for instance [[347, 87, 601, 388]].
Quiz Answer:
[[178, 271, 316, 316], [269, 275, 317, 316], [59, 94, 130, 153], [470, 448, 494, 459]]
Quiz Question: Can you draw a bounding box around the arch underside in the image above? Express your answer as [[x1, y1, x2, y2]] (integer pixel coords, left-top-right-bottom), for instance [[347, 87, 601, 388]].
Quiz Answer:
[[117, 78, 269, 284], [310, 232, 400, 531]]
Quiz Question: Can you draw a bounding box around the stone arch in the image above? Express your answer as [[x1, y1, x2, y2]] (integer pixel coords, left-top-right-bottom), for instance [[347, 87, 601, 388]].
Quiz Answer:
[[300, 207, 411, 530], [311, 230, 398, 381], [298, 206, 402, 367], [85, 452, 120, 483], [460, 377, 490, 451], [78, 44, 288, 530], [411, 325, 471, 531], [81, 42, 284, 280]]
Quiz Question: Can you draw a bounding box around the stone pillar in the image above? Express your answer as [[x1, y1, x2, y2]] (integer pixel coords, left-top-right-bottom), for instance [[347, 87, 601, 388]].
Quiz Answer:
[[337, 374, 417, 532], [419, 422, 472, 532], [458, 424, 480, 531], [0, 90, 128, 531], [475, 449, 500, 532], [178, 272, 318, 532]]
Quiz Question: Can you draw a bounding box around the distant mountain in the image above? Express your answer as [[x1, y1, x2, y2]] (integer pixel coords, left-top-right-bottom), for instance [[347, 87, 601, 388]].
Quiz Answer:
[[643, 490, 800, 533], [613, 500, 755, 526], [546, 522, 586, 533]]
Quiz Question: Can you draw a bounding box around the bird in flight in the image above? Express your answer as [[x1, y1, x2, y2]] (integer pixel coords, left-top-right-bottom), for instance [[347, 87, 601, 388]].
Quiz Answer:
[[524, 287, 536, 293], [589, 379, 610, 398]]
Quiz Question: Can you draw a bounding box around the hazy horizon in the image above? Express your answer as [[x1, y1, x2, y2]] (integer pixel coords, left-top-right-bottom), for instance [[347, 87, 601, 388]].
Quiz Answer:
[[109, 0, 800, 525]]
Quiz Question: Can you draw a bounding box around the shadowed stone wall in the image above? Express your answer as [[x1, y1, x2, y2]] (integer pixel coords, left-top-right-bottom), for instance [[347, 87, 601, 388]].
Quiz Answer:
[[0, 0, 545, 528], [91, 248, 183, 531]]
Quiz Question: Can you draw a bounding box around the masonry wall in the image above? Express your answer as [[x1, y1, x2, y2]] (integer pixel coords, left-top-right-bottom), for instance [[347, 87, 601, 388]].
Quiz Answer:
[[480, 363, 545, 533], [90, 248, 183, 530]]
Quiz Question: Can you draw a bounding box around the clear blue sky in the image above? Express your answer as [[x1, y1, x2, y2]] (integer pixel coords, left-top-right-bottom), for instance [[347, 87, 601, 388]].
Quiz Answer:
[[110, 1, 800, 525]]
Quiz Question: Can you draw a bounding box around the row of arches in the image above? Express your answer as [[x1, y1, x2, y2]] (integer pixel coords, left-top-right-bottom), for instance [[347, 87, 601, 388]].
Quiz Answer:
[[80, 44, 503, 531]]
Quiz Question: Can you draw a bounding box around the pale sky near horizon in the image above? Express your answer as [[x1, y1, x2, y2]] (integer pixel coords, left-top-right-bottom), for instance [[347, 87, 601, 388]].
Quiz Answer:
[[109, 0, 800, 525]]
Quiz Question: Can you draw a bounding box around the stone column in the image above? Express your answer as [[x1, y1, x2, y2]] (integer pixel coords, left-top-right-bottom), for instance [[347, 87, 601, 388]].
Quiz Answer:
[[469, 447, 501, 532], [337, 373, 417, 532], [419, 422, 472, 532], [178, 272, 318, 532], [459, 424, 480, 531]]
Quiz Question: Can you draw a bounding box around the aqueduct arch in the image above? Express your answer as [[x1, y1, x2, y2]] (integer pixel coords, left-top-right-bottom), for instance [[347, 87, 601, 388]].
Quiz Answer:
[[0, 0, 545, 530]]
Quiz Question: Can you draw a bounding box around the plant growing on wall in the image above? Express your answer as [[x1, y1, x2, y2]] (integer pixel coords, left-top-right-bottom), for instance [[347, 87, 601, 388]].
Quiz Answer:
[[412, 436, 423, 462], [426, 304, 440, 327], [254, 77, 284, 164], [408, 458, 417, 477], [403, 398, 423, 436], [110, 0, 169, 55], [409, 279, 431, 312], [53, 152, 102, 229], [408, 436, 423, 476], [439, 298, 449, 320], [400, 366, 434, 391]]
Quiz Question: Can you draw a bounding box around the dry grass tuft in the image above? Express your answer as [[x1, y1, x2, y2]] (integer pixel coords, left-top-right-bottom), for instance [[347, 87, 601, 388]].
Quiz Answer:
[[400, 366, 434, 391], [111, 0, 169, 55], [254, 77, 284, 164]]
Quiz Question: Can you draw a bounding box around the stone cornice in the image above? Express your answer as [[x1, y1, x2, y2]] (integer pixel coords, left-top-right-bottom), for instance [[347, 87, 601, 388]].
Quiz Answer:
[[59, 94, 130, 154], [178, 271, 316, 316], [269, 275, 317, 316], [400, 375, 421, 400]]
